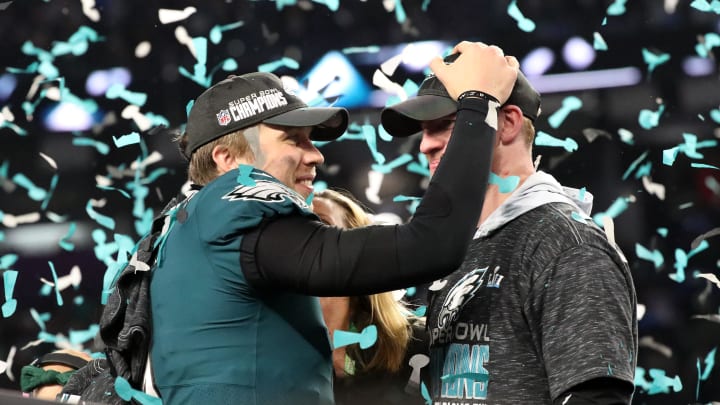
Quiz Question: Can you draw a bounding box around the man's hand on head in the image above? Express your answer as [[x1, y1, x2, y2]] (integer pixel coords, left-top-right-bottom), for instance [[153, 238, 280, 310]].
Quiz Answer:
[[428, 41, 519, 104]]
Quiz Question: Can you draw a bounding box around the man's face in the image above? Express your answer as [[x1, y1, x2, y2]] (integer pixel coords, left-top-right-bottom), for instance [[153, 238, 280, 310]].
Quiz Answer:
[[419, 114, 456, 177], [257, 123, 324, 199]]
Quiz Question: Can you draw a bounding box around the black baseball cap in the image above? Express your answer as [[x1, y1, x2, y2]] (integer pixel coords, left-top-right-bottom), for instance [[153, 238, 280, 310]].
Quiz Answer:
[[183, 72, 349, 158], [381, 53, 542, 137]]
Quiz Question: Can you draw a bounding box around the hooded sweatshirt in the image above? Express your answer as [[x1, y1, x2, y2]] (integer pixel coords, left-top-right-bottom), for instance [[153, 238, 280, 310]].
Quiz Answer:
[[425, 171, 638, 405]]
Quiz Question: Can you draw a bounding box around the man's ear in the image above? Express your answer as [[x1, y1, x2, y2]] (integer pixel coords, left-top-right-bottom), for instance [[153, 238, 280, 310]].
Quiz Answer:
[[212, 144, 238, 174], [498, 105, 524, 145]]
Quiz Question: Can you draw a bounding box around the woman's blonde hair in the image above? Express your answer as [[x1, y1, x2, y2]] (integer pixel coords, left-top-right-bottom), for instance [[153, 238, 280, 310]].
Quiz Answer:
[[314, 189, 413, 373], [178, 126, 257, 185]]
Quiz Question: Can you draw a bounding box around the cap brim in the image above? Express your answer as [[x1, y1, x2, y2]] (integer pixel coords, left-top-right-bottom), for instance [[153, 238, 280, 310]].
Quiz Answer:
[[380, 95, 457, 137], [263, 107, 349, 141]]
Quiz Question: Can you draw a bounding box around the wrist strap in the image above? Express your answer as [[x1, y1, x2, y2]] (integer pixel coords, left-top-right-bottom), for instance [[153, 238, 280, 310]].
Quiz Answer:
[[457, 90, 499, 104]]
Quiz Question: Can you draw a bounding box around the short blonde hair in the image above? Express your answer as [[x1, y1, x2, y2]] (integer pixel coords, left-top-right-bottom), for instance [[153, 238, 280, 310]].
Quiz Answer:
[[178, 127, 255, 185], [522, 117, 536, 147]]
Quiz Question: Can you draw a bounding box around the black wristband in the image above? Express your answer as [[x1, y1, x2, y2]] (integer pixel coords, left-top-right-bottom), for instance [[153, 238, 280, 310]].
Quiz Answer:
[[457, 90, 499, 104]]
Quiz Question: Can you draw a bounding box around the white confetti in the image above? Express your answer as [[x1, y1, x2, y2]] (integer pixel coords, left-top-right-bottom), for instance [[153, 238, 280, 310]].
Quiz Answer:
[[39, 152, 58, 170], [641, 176, 666, 200], [135, 41, 152, 58], [2, 212, 42, 228], [174, 26, 197, 59], [158, 7, 197, 25], [380, 53, 404, 76], [372, 69, 407, 102], [696, 273, 720, 289], [80, 0, 100, 22]]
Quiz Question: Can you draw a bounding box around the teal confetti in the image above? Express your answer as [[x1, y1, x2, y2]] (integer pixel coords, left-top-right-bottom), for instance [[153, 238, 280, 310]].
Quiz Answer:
[[394, 0, 407, 23], [634, 367, 683, 395], [72, 137, 110, 155], [209, 21, 245, 44], [101, 261, 125, 305], [306, 192, 314, 206], [489, 172, 520, 193], [313, 0, 339, 11], [29, 308, 48, 331], [178, 37, 212, 88], [593, 32, 608, 51], [507, 0, 536, 32], [691, 163, 720, 170], [405, 287, 416, 297], [638, 104, 665, 130], [378, 123, 393, 142], [141, 167, 170, 185], [535, 131, 579, 152], [236, 164, 256, 186], [641, 48, 671, 76], [622, 151, 649, 180], [635, 243, 664, 269], [2, 270, 19, 318], [406, 153, 429, 177], [679, 202, 694, 210], [114, 376, 162, 405], [74, 296, 84, 305], [690, 0, 719, 12], [361, 123, 386, 165], [59, 222, 77, 251], [697, 347, 717, 399], [273, 0, 298, 11], [372, 153, 413, 174], [333, 324, 378, 350], [207, 58, 238, 84], [313, 181, 328, 193], [86, 200, 116, 230], [662, 134, 718, 165], [394, 195, 422, 215], [47, 261, 64, 306], [185, 99, 194, 118], [441, 371, 489, 383], [41, 173, 59, 211], [342, 46, 381, 54], [636, 162, 652, 178], [571, 211, 588, 224], [97, 185, 131, 199], [258, 57, 300, 73], [69, 324, 100, 344], [112, 132, 141, 148], [12, 173, 47, 201], [695, 33, 720, 58], [0, 254, 19, 270], [593, 196, 632, 227], [106, 84, 147, 106], [548, 96, 582, 129], [420, 381, 431, 404], [0, 120, 28, 136], [413, 305, 426, 317], [606, 0, 628, 16], [657, 227, 668, 237]]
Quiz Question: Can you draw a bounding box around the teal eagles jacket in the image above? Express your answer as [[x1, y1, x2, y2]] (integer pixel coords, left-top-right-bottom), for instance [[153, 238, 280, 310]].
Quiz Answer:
[[150, 168, 333, 405]]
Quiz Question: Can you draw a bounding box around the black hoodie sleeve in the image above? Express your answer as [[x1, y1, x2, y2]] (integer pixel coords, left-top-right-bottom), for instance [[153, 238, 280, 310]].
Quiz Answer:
[[241, 97, 497, 296]]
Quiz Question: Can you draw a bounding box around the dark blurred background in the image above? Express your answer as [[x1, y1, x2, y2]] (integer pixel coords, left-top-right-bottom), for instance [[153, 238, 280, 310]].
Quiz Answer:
[[0, 0, 719, 404]]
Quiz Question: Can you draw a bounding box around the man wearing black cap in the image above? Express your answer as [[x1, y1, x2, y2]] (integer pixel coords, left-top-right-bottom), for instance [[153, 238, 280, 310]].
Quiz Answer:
[[381, 51, 637, 404], [150, 43, 521, 405]]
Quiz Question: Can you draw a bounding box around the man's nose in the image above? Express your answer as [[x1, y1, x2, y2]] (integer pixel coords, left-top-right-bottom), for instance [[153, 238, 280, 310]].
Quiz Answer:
[[419, 132, 443, 155], [305, 142, 325, 166]]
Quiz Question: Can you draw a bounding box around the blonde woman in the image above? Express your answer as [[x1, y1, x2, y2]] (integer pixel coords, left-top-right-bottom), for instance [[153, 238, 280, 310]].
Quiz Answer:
[[313, 189, 428, 405]]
